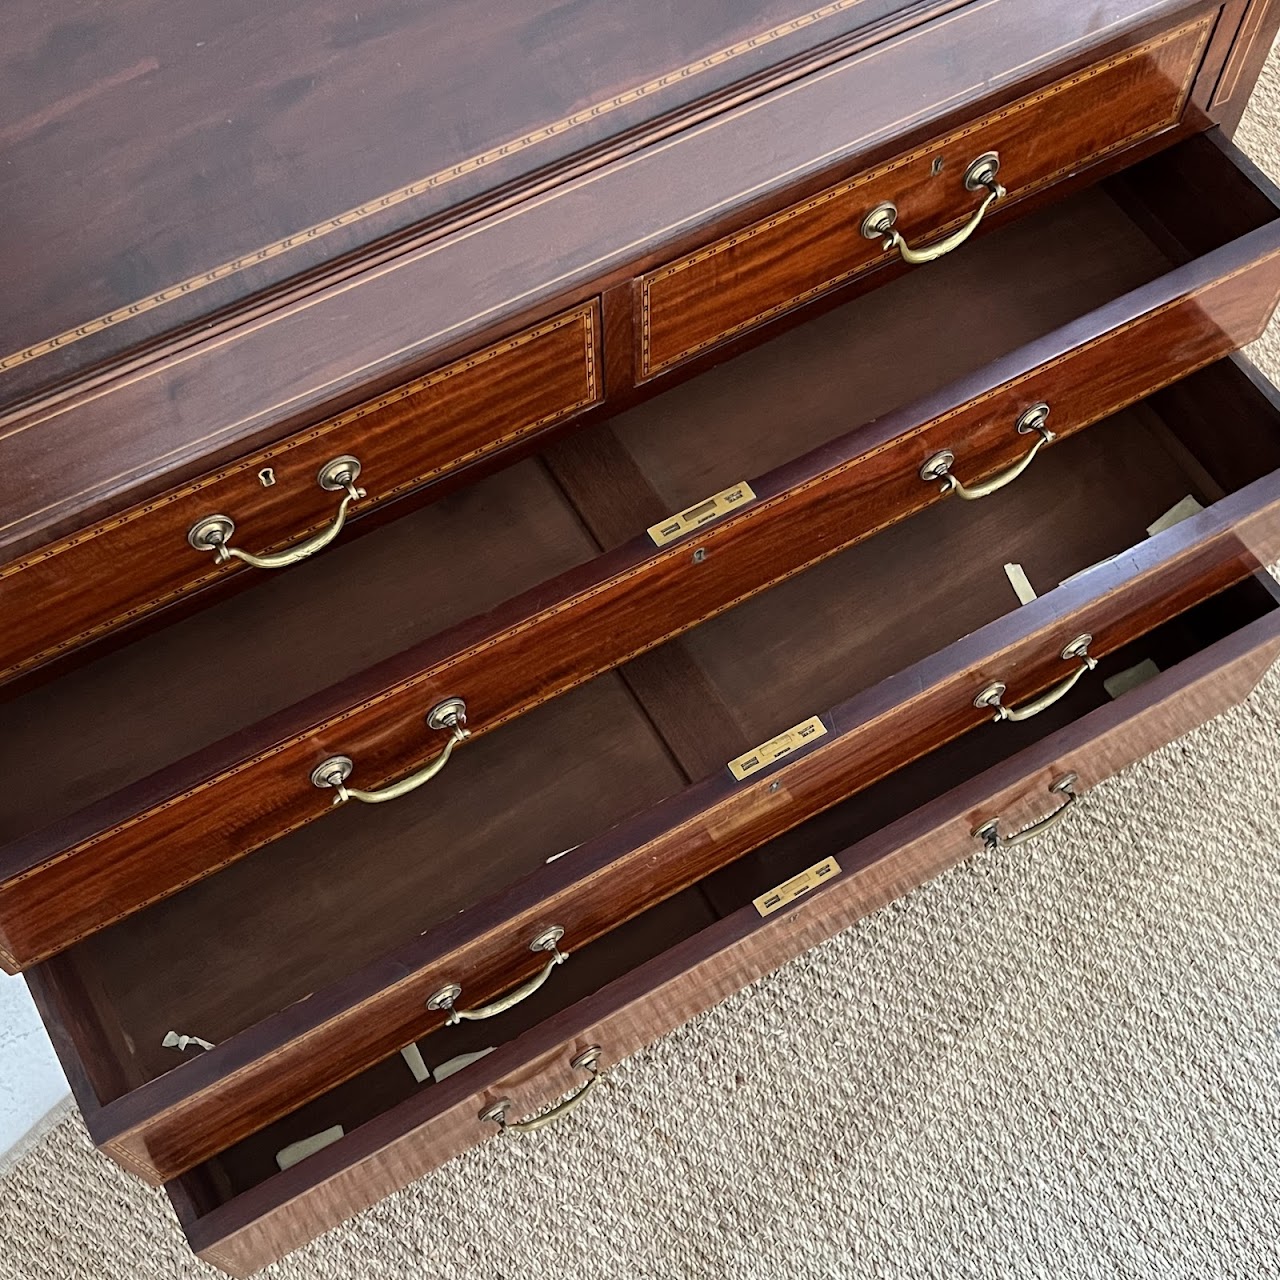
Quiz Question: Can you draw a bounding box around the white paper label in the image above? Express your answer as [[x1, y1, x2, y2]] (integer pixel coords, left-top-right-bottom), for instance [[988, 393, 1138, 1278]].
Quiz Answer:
[[1147, 495, 1204, 537], [432, 1046, 496, 1083], [276, 1125, 344, 1171], [1104, 659, 1161, 699], [162, 1030, 215, 1052], [1004, 562, 1037, 604], [401, 1043, 431, 1084]]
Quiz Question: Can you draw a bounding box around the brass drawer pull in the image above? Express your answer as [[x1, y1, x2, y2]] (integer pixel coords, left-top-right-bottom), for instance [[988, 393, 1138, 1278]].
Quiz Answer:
[[972, 773, 1079, 849], [975, 635, 1097, 722], [426, 927, 568, 1025], [310, 697, 469, 805], [920, 404, 1054, 500], [861, 151, 1005, 265], [479, 1046, 603, 1134], [188, 455, 366, 569]]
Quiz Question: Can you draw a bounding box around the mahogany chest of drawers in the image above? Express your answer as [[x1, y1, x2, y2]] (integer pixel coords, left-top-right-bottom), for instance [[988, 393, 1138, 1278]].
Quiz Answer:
[[5, 1, 1280, 1272]]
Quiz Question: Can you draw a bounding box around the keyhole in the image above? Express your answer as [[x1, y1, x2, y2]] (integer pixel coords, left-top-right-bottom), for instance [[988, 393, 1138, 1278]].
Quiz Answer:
[[931, 156, 945, 176], [258, 467, 276, 487]]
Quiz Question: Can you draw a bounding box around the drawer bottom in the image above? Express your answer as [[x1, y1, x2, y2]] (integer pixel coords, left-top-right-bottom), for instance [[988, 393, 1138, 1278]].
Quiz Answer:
[[167, 570, 1280, 1275]]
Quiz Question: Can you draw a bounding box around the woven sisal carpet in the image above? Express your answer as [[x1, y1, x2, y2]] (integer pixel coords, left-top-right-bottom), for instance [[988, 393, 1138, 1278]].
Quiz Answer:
[[4, 40, 1279, 1280]]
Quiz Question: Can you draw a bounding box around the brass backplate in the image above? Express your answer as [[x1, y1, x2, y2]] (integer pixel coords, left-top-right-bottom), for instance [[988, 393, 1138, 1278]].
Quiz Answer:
[[727, 714, 827, 781], [753, 856, 842, 917], [647, 481, 756, 547]]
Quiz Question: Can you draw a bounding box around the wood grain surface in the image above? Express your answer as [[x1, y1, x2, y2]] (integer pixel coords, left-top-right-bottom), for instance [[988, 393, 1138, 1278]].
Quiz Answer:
[[637, 15, 1212, 378], [0, 301, 600, 685], [10, 3, 1280, 1273], [0, 0, 914, 403]]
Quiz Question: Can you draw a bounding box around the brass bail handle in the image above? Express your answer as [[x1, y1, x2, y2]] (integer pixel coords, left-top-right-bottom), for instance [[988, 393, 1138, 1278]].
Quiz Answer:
[[861, 151, 1006, 265], [975, 636, 1098, 724], [426, 926, 569, 1026], [188, 455, 367, 570], [309, 697, 470, 805], [972, 773, 1080, 849], [920, 403, 1055, 500], [479, 1046, 604, 1134]]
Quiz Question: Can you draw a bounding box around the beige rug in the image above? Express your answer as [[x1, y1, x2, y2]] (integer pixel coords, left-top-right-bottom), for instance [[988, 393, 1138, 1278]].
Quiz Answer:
[[5, 41, 1280, 1280]]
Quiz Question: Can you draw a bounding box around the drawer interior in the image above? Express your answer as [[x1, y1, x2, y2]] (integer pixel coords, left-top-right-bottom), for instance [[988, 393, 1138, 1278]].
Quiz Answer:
[[41, 353, 1280, 1110], [169, 567, 1280, 1214], [3, 138, 1275, 860]]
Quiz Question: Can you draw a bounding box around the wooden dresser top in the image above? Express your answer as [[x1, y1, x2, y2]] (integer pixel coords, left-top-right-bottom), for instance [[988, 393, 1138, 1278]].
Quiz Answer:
[[0, 0, 922, 408]]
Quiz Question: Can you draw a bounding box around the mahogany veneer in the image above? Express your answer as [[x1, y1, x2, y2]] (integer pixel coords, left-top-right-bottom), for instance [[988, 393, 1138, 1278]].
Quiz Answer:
[[12, 0, 1280, 1272], [0, 1, 1230, 684]]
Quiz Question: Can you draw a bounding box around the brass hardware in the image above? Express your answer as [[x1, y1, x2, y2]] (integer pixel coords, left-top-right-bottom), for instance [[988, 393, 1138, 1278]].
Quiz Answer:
[[861, 151, 1005, 264], [310, 697, 469, 805], [424, 983, 462, 1012], [479, 1046, 603, 1133], [647, 482, 756, 547], [975, 635, 1097, 723], [426, 927, 568, 1025], [753, 856, 841, 917], [920, 404, 1054, 500], [188, 455, 366, 569], [727, 715, 827, 781], [972, 774, 1079, 849]]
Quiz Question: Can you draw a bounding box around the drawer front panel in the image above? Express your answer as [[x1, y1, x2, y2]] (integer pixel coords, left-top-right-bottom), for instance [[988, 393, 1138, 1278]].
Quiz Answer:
[[79, 480, 1280, 1185], [6, 189, 1280, 976], [173, 596, 1280, 1277], [637, 15, 1213, 380], [0, 301, 600, 685]]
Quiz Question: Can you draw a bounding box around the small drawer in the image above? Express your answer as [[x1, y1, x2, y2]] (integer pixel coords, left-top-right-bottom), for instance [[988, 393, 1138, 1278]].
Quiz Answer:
[[636, 13, 1214, 380], [0, 300, 600, 686], [3, 133, 1280, 972], [146, 566, 1280, 1275], [25, 350, 1280, 1199]]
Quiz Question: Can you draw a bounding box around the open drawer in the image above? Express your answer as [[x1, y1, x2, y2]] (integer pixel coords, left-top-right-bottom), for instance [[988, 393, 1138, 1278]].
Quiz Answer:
[[145, 564, 1280, 1277], [26, 350, 1280, 1191], [5, 132, 1280, 971]]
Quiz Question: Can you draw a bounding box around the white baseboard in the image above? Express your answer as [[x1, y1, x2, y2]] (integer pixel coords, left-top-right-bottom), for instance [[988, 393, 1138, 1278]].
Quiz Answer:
[[0, 972, 71, 1167]]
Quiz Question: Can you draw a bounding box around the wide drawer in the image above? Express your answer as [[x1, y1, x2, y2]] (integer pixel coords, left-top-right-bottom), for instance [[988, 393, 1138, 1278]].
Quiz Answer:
[[4, 133, 1280, 972], [636, 10, 1215, 380], [26, 350, 1280, 1190], [152, 566, 1280, 1276], [0, 300, 601, 687]]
